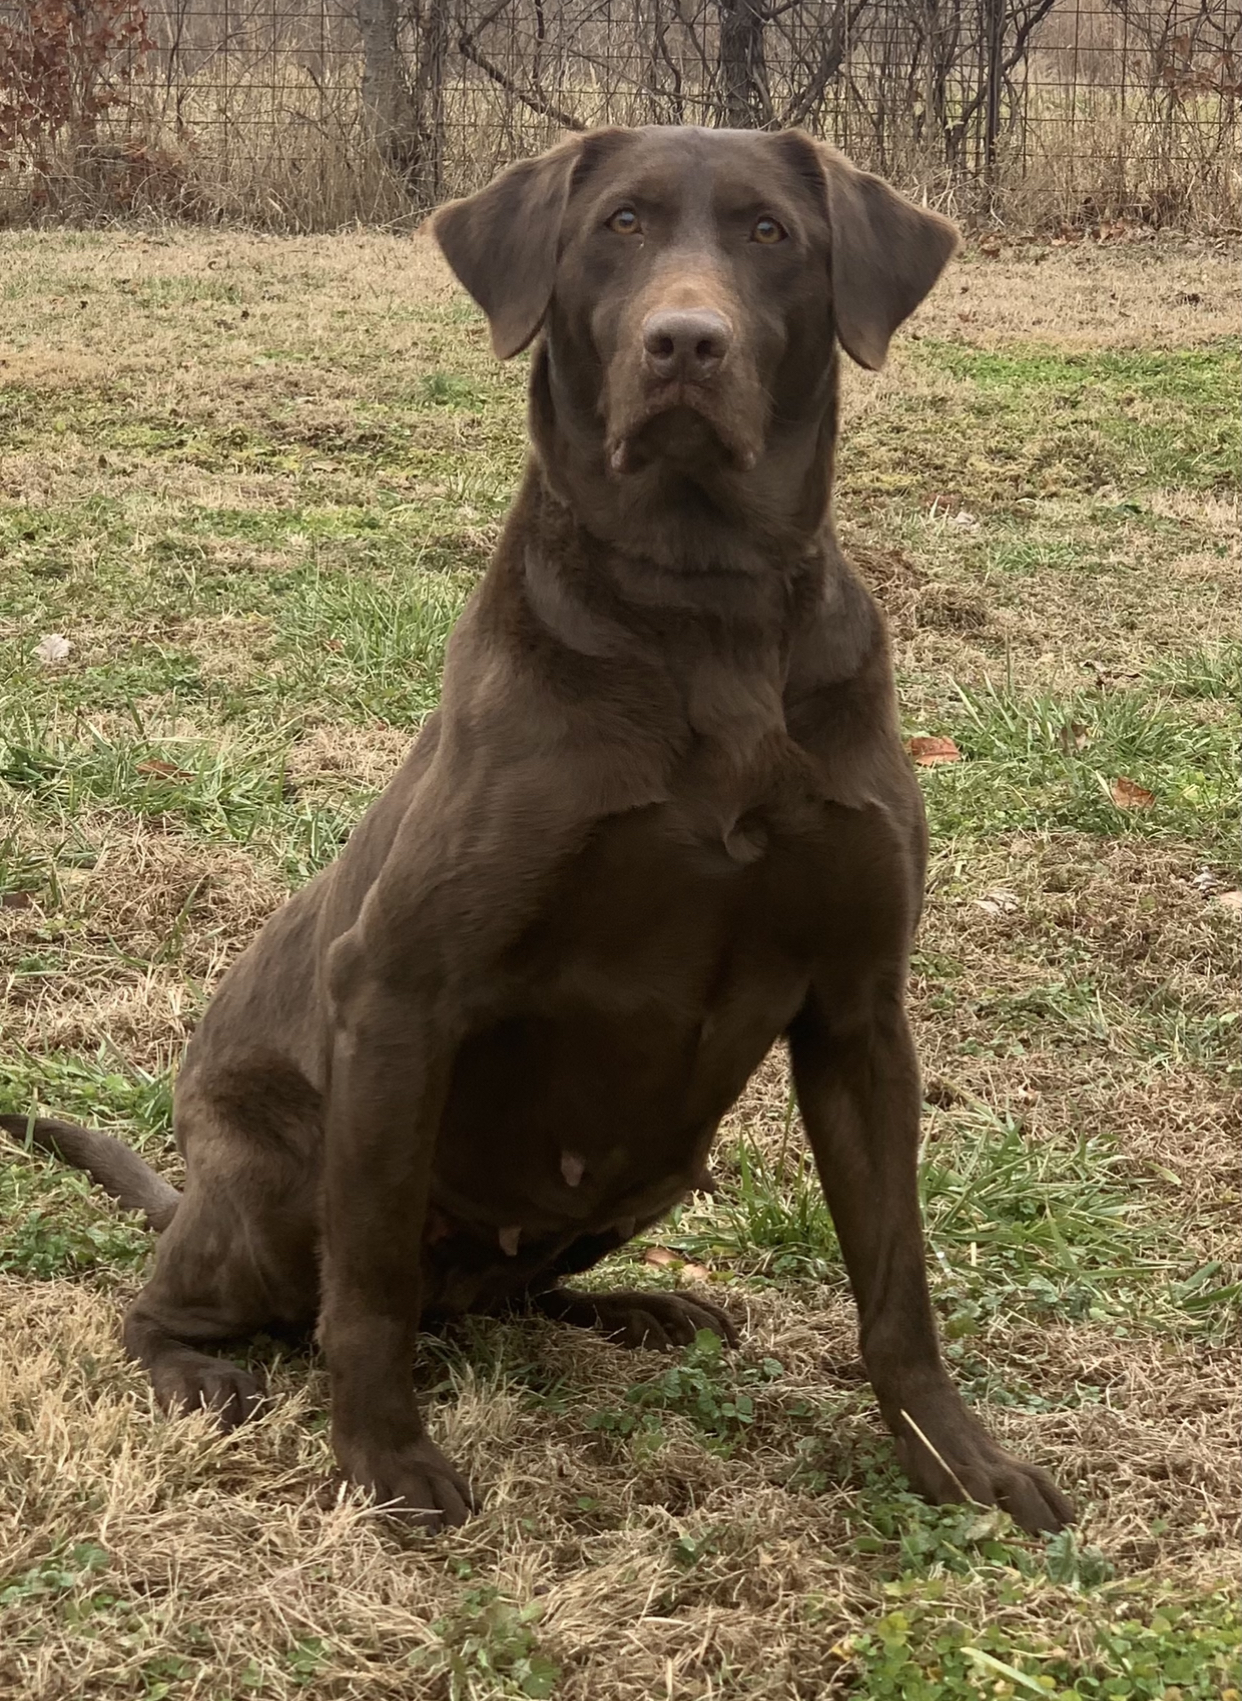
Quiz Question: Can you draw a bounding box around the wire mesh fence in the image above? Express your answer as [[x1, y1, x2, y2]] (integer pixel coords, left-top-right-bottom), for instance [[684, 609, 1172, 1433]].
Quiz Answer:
[[1, 0, 1237, 229]]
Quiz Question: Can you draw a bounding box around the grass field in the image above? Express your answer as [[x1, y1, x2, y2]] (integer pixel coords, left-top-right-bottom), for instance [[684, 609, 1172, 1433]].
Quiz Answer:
[[0, 225, 1239, 1700]]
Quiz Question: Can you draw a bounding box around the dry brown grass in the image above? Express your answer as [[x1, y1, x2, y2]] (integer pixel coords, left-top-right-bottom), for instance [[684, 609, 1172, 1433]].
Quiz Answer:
[[1, 1268, 1236, 1699], [913, 235, 1241, 351]]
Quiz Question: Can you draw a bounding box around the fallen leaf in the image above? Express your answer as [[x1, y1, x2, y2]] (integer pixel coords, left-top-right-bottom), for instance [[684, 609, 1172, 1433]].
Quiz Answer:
[[950, 509, 978, 529], [1109, 775, 1155, 809], [975, 888, 1020, 916], [1057, 721, 1090, 753], [1215, 891, 1242, 913], [137, 759, 193, 781], [679, 1262, 713, 1283], [34, 633, 72, 664], [962, 1508, 1010, 1541], [1, 891, 35, 909], [906, 736, 961, 766], [643, 1247, 679, 1269]]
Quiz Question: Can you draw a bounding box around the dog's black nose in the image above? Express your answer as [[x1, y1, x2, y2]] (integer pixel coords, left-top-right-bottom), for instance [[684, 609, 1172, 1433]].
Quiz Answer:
[[642, 309, 732, 382]]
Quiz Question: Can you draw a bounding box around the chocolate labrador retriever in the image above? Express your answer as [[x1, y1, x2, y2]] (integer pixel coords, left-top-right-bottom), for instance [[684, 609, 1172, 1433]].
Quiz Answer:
[[3, 125, 1073, 1535]]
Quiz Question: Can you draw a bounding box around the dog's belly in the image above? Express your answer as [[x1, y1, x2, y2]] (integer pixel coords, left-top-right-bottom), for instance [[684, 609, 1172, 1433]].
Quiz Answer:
[[423, 796, 832, 1308], [423, 982, 796, 1315]]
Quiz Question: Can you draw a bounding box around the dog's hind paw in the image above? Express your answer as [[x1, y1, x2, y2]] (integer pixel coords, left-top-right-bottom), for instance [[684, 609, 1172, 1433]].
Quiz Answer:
[[151, 1355, 264, 1432], [535, 1285, 739, 1350]]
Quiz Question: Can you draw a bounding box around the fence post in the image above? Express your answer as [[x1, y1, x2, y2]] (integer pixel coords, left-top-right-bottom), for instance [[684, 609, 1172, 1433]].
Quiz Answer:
[[984, 0, 1007, 179]]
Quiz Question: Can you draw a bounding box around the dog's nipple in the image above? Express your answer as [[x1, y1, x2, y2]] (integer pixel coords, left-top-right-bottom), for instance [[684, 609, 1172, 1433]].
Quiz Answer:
[[560, 1150, 586, 1188], [498, 1225, 522, 1256]]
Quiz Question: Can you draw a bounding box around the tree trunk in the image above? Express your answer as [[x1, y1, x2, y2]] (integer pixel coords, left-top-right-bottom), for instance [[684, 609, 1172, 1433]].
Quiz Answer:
[[410, 0, 449, 204], [716, 0, 772, 128], [356, 0, 419, 178]]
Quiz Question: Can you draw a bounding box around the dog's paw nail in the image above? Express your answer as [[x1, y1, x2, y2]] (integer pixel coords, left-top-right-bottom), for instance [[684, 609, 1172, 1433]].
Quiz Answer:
[[498, 1224, 522, 1256], [560, 1150, 585, 1188]]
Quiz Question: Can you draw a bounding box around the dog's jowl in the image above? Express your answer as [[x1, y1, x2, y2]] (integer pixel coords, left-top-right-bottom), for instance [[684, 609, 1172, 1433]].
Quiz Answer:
[[3, 126, 1073, 1535]]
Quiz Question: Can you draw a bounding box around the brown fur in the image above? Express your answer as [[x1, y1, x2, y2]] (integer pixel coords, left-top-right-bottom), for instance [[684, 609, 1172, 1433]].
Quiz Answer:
[[2, 125, 1072, 1535]]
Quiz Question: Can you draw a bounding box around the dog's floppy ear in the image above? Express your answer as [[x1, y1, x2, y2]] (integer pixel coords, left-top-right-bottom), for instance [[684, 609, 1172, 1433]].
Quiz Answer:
[[430, 137, 582, 359], [785, 135, 959, 371], [431, 130, 625, 360]]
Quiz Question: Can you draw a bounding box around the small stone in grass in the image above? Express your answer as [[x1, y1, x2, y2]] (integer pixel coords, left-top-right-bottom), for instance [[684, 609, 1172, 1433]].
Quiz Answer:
[[34, 633, 72, 664]]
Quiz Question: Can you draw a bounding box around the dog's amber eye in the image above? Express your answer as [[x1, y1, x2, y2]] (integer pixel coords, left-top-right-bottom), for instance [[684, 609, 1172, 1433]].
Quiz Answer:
[[751, 217, 787, 245], [607, 207, 641, 235]]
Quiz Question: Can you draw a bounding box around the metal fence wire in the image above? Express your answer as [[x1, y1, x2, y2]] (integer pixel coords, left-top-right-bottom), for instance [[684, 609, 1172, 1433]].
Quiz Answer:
[[0, 0, 1238, 229]]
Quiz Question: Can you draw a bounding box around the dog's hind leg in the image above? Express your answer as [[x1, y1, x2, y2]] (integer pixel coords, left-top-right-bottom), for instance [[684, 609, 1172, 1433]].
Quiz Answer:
[[123, 1089, 321, 1431]]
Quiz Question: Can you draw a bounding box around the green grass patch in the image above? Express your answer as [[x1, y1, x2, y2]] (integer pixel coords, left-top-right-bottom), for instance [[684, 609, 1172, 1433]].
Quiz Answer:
[[916, 342, 1239, 492], [268, 565, 466, 728], [844, 341, 1239, 509], [586, 1327, 786, 1456], [649, 1100, 1237, 1342], [843, 1581, 1240, 1700], [0, 1054, 173, 1281], [0, 1049, 174, 1146], [0, 707, 358, 880], [911, 678, 1237, 862], [0, 1158, 151, 1283]]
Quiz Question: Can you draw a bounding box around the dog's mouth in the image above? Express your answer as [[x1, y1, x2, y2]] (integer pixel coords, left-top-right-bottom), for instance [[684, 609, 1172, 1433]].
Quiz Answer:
[[607, 392, 759, 478]]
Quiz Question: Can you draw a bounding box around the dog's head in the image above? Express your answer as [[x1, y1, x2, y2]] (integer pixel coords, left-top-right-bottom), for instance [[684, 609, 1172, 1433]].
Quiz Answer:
[[432, 127, 956, 517]]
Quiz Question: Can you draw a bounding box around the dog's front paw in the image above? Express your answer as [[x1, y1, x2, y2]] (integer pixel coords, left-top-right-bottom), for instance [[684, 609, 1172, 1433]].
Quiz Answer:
[[333, 1433, 477, 1531], [895, 1402, 1073, 1535]]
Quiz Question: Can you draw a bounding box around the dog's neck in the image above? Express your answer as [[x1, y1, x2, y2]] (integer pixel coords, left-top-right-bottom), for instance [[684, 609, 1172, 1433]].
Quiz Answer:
[[500, 459, 879, 764], [527, 338, 840, 583], [498, 338, 879, 729]]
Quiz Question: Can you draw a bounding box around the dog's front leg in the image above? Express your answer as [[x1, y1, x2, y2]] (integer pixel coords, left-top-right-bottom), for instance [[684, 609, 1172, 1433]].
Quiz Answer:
[[789, 981, 1075, 1535], [314, 744, 605, 1529], [318, 954, 474, 1529]]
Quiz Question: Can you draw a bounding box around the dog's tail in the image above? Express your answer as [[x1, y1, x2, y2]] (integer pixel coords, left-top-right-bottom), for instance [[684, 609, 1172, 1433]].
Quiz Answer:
[[1, 1113, 181, 1231]]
